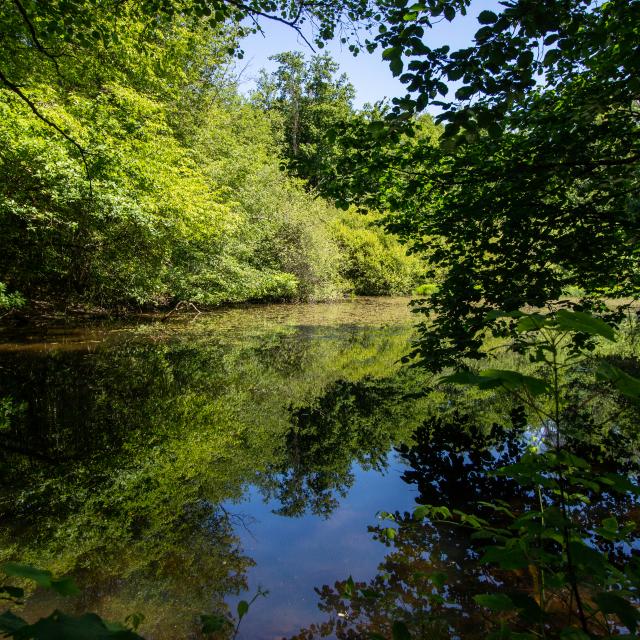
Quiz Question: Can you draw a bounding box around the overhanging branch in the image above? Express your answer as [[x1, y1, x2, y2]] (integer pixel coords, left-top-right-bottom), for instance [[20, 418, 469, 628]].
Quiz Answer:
[[12, 0, 63, 76], [228, 0, 317, 51], [0, 69, 92, 190]]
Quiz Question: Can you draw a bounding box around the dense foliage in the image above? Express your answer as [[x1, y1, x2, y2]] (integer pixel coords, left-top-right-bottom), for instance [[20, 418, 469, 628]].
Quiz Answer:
[[252, 52, 356, 188], [0, 4, 419, 311], [327, 0, 640, 370]]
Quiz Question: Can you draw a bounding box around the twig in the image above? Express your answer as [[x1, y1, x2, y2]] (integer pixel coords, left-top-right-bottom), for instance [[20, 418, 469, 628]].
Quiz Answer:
[[228, 0, 317, 51], [161, 300, 202, 321]]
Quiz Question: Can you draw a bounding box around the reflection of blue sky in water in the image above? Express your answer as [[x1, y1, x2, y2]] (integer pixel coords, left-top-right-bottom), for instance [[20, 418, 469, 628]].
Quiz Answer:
[[225, 452, 416, 640]]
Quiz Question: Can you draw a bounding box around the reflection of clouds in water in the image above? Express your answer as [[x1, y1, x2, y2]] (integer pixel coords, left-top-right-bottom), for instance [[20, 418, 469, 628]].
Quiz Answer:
[[229, 464, 415, 638]]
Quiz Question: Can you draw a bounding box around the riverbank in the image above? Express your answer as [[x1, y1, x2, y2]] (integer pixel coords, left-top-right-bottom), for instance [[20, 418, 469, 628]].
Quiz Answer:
[[0, 294, 419, 328]]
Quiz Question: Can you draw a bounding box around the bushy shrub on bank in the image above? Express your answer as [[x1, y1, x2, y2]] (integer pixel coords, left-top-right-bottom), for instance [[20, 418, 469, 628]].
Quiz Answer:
[[330, 209, 423, 296]]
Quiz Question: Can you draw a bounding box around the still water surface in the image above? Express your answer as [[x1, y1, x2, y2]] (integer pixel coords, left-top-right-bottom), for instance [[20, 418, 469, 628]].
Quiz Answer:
[[4, 298, 637, 639], [0, 298, 434, 638]]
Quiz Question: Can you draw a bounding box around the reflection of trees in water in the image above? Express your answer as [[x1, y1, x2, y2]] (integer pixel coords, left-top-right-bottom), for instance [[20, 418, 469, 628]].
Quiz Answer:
[[256, 375, 425, 518], [0, 322, 419, 637], [22, 505, 252, 640], [0, 340, 270, 636], [292, 409, 640, 639], [399, 407, 529, 512]]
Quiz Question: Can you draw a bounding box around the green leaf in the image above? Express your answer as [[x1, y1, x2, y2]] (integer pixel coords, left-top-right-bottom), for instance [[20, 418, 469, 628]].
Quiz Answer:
[[1, 563, 80, 597], [7, 611, 144, 639], [392, 620, 411, 640], [50, 577, 81, 596], [596, 362, 640, 399], [429, 505, 452, 519], [478, 10, 497, 24], [413, 505, 430, 520], [1, 563, 53, 589], [480, 369, 550, 396], [481, 545, 529, 569], [597, 472, 640, 495], [447, 66, 465, 81], [474, 593, 516, 612], [443, 121, 460, 137], [389, 57, 404, 77], [436, 81, 449, 96], [544, 49, 561, 65], [237, 600, 249, 620], [201, 614, 230, 633], [430, 572, 447, 588], [455, 86, 474, 101], [439, 370, 485, 386], [474, 26, 493, 41], [555, 309, 616, 341], [342, 575, 356, 599], [383, 527, 397, 540], [594, 591, 640, 632], [440, 368, 550, 395], [517, 50, 534, 68], [0, 611, 27, 634], [569, 541, 612, 575], [516, 313, 548, 332], [382, 47, 400, 61]]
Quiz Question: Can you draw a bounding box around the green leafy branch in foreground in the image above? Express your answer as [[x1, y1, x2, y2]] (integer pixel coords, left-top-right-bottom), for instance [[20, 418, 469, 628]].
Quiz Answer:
[[422, 309, 640, 638], [0, 562, 144, 639], [201, 587, 269, 640], [414, 451, 640, 639]]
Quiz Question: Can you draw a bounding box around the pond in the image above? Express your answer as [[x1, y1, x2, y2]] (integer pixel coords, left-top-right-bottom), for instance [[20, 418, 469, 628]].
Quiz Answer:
[[0, 298, 432, 638], [1, 298, 638, 639]]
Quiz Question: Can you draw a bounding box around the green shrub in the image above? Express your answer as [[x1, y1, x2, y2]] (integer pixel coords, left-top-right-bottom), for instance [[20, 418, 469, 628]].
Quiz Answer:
[[330, 210, 423, 295], [0, 283, 25, 311]]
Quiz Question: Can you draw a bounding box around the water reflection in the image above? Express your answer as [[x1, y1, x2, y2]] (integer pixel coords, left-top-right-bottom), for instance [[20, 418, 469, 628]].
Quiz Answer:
[[257, 377, 418, 518], [291, 408, 640, 640], [3, 299, 637, 638], [0, 300, 428, 638]]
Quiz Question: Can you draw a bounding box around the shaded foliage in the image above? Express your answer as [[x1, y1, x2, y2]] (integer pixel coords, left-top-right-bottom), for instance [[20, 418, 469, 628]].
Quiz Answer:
[[325, 0, 640, 370]]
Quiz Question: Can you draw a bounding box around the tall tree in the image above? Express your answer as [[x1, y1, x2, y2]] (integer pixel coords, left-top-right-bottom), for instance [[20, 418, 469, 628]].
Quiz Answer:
[[253, 52, 356, 186]]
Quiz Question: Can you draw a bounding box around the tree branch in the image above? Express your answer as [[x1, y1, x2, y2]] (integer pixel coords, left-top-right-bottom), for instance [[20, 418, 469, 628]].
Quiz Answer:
[[228, 0, 317, 51], [0, 69, 92, 191], [12, 0, 63, 76]]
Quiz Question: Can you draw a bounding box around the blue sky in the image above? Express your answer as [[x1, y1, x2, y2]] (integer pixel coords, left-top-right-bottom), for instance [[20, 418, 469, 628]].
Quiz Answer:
[[236, 0, 502, 109]]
